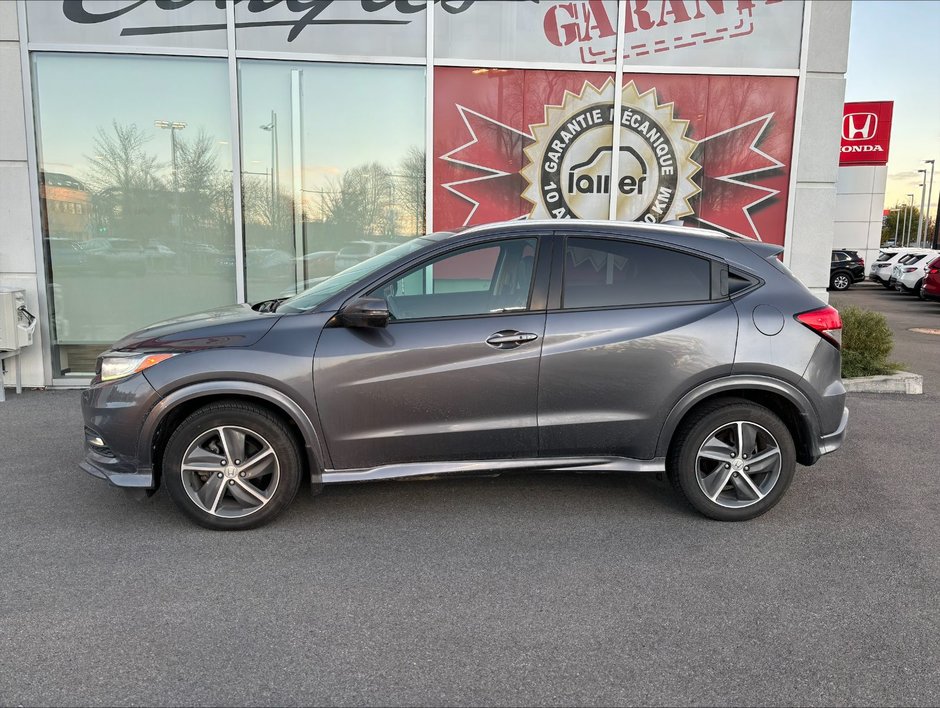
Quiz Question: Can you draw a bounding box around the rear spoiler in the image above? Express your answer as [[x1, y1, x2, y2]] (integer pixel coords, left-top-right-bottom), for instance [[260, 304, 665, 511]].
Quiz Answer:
[[739, 240, 784, 260]]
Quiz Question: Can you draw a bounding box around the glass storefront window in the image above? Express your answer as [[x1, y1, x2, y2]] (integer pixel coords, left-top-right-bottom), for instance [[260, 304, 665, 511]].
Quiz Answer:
[[239, 61, 426, 302], [31, 54, 235, 376]]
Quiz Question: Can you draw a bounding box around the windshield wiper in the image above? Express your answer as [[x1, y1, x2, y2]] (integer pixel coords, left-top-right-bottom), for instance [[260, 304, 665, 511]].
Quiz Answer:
[[252, 297, 288, 313]]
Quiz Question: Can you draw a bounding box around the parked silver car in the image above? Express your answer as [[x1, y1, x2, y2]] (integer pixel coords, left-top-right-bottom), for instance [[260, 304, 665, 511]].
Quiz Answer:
[[81, 220, 848, 530]]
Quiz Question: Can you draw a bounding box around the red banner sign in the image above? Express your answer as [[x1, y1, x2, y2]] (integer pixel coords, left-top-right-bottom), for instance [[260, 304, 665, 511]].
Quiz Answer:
[[839, 101, 893, 166], [434, 69, 797, 246]]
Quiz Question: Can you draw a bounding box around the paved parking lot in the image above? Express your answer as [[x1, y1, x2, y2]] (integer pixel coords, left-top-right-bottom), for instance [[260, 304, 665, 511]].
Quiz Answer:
[[1, 290, 938, 706]]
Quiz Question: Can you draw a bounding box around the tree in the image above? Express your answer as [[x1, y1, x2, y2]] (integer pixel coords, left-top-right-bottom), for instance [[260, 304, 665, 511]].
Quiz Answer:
[[883, 206, 935, 247]]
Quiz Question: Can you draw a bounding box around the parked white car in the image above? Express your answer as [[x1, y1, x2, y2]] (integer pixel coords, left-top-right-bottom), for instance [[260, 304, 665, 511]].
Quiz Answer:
[[869, 248, 928, 287], [893, 250, 939, 294]]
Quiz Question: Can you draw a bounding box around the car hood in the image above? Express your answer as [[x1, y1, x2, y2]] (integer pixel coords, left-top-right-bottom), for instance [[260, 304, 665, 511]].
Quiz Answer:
[[110, 304, 281, 353]]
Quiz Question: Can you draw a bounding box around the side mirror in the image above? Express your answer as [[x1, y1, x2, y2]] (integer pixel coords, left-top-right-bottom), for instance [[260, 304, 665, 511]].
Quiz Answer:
[[335, 297, 390, 328]]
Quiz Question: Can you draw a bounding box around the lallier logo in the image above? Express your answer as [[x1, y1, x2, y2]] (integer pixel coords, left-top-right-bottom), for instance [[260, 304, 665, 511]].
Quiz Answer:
[[442, 80, 785, 240], [522, 80, 698, 223]]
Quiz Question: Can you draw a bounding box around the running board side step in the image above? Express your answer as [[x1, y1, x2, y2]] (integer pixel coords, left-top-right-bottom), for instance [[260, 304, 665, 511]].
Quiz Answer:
[[321, 456, 666, 484]]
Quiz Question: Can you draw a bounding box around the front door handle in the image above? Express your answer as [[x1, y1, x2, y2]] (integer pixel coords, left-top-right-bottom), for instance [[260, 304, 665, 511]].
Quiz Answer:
[[485, 330, 539, 349]]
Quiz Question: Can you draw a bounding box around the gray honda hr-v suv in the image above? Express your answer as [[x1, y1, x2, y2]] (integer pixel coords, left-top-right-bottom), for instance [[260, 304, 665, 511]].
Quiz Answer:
[[81, 220, 848, 529]]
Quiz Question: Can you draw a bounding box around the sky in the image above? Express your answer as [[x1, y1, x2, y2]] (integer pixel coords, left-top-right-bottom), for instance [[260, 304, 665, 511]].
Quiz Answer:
[[845, 0, 940, 222]]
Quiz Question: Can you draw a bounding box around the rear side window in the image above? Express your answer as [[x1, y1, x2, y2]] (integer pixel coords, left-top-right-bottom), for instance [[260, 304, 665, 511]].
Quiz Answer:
[[562, 237, 711, 309], [876, 251, 895, 262]]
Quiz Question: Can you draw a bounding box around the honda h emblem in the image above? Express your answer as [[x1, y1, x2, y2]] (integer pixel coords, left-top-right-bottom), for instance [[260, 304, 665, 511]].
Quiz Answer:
[[842, 112, 878, 141]]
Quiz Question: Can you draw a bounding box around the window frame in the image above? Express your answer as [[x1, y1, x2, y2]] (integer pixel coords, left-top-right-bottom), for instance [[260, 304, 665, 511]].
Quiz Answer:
[[549, 233, 723, 313], [346, 234, 551, 324]]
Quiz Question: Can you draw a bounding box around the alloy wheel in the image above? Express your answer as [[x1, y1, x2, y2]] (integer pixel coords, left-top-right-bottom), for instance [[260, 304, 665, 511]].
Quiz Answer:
[[833, 274, 850, 290], [180, 426, 280, 518], [695, 421, 782, 509]]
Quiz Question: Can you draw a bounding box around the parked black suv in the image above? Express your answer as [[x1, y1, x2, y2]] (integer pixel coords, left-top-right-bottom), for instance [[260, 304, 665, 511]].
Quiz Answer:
[[829, 249, 865, 291]]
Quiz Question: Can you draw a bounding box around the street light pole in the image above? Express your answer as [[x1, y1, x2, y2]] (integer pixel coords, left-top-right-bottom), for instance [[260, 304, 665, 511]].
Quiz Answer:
[[890, 205, 901, 245], [904, 193, 914, 246], [924, 159, 935, 248], [154, 119, 187, 243], [916, 169, 927, 246]]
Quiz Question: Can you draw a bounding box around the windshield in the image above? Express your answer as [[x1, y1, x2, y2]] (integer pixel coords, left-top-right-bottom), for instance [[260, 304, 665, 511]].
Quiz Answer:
[[277, 238, 432, 313]]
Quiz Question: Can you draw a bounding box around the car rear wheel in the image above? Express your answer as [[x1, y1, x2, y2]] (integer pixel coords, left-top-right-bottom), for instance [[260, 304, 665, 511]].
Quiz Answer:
[[667, 398, 796, 521], [163, 401, 301, 530], [830, 271, 852, 291]]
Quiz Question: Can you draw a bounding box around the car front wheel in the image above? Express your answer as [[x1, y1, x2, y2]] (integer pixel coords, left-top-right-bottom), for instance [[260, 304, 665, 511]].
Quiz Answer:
[[163, 401, 302, 530], [667, 398, 796, 521]]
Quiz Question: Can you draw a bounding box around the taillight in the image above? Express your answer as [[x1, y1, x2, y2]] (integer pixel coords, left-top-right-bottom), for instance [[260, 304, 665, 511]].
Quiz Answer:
[[859, 258, 865, 267], [795, 305, 842, 349], [903, 267, 918, 273]]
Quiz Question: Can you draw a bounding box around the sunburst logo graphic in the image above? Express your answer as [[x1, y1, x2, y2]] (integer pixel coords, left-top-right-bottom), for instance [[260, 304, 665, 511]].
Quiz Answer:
[[521, 79, 700, 222]]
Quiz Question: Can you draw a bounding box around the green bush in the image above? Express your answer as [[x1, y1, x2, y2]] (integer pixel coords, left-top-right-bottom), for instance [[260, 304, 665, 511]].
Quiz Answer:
[[839, 306, 899, 378]]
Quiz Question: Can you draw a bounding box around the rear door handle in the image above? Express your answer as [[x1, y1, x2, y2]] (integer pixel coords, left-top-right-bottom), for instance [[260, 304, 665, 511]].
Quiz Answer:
[[485, 330, 539, 349]]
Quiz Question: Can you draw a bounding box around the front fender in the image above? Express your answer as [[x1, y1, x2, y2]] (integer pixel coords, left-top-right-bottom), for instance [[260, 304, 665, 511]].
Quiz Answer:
[[655, 375, 820, 459], [137, 380, 326, 484]]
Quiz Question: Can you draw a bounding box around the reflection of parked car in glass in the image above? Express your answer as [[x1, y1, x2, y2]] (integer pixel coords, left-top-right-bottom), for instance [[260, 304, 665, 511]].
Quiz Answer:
[[82, 238, 147, 274], [144, 241, 176, 270], [247, 248, 294, 274], [46, 237, 87, 270], [302, 251, 338, 278], [334, 241, 398, 272]]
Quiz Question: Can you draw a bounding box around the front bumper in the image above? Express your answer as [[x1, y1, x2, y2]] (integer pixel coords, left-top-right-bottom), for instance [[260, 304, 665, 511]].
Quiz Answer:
[[816, 406, 849, 457], [80, 372, 160, 489]]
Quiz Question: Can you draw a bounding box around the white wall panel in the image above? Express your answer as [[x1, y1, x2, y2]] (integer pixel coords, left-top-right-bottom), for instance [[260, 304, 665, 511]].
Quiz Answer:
[[836, 165, 875, 195], [0, 43, 26, 161]]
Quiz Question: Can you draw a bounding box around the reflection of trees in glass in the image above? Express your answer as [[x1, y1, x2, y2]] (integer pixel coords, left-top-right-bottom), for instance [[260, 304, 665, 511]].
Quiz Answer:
[[291, 147, 425, 250], [83, 121, 232, 250], [241, 172, 301, 249]]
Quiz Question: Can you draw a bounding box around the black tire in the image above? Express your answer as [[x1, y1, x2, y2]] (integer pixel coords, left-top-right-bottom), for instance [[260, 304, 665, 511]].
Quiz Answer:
[[913, 279, 925, 299], [830, 271, 852, 291], [880, 280, 894, 289], [163, 400, 302, 530], [666, 397, 796, 521]]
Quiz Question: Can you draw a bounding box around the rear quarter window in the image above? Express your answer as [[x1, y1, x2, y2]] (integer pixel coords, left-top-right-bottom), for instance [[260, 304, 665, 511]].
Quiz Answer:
[[562, 237, 711, 309]]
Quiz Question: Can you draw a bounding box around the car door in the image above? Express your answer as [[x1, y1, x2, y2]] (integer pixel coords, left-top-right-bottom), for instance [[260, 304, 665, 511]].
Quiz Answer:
[[314, 236, 550, 470], [537, 233, 738, 461]]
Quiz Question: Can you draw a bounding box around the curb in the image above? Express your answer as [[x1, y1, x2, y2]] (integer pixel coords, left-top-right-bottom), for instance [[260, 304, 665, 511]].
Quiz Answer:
[[842, 371, 923, 394]]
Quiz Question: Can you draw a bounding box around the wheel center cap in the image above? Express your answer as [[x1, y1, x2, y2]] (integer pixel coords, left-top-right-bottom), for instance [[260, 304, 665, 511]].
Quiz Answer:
[[224, 465, 239, 478], [732, 459, 744, 471]]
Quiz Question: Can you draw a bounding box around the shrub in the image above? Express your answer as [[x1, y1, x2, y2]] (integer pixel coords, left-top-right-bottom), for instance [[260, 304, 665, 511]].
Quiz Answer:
[[838, 306, 899, 378]]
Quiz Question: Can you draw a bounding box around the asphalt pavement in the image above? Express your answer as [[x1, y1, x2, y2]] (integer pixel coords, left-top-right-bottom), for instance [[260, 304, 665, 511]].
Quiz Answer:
[[1, 291, 938, 706]]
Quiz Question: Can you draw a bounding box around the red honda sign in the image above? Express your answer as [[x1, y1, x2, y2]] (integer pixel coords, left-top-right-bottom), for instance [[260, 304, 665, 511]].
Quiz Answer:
[[840, 101, 893, 166]]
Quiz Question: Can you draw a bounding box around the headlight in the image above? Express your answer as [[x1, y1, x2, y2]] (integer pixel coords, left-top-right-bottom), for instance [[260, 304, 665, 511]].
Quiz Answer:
[[99, 352, 177, 382]]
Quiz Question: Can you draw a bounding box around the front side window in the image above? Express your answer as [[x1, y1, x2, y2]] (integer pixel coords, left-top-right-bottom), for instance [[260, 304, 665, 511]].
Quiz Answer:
[[371, 239, 538, 321], [562, 237, 711, 309]]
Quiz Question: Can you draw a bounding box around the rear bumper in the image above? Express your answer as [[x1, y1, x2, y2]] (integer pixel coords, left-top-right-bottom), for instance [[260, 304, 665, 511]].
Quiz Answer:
[[816, 406, 849, 458]]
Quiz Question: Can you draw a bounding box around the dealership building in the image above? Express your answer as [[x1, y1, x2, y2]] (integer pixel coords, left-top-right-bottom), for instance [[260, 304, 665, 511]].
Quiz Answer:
[[1, 0, 854, 388]]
